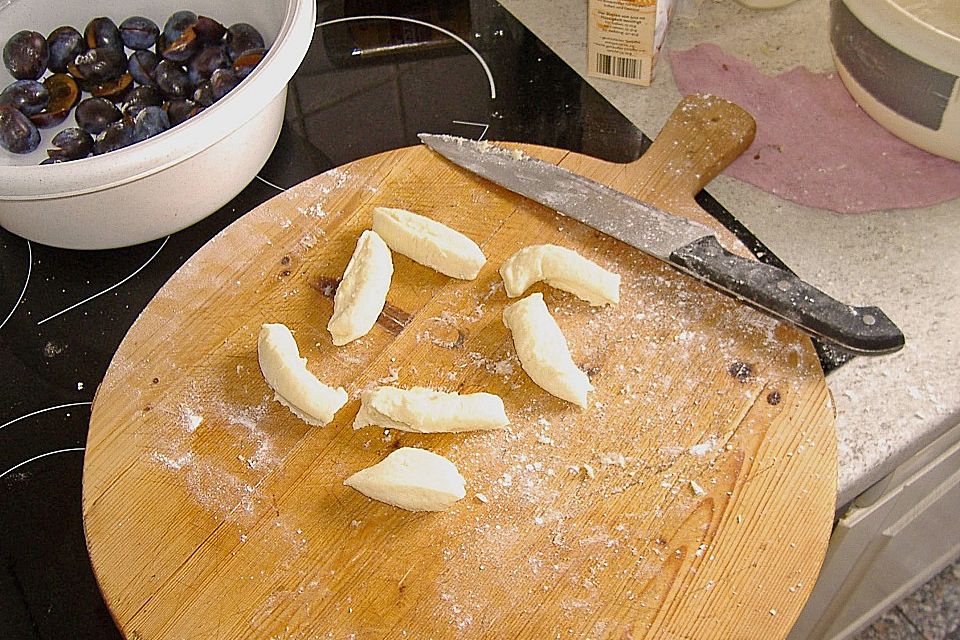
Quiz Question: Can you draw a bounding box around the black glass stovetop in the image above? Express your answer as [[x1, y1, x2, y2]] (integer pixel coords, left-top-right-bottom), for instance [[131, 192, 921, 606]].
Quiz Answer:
[[0, 1, 846, 637]]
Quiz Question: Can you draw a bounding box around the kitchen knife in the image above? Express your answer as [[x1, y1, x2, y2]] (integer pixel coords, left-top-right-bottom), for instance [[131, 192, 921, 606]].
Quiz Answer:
[[419, 133, 905, 355]]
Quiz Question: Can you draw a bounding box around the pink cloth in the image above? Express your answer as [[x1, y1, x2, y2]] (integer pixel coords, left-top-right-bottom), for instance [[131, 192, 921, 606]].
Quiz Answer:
[[669, 43, 960, 213]]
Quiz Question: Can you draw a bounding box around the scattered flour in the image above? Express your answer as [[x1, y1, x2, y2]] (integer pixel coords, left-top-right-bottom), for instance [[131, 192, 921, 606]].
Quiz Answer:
[[688, 435, 719, 457], [150, 394, 279, 525]]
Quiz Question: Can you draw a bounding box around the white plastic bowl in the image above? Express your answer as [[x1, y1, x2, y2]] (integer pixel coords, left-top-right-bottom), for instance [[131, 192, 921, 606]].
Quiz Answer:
[[830, 0, 960, 161], [0, 0, 316, 249]]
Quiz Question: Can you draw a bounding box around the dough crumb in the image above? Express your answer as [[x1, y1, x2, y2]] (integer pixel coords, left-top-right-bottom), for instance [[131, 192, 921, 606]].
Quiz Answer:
[[178, 406, 203, 432], [599, 452, 626, 467], [690, 480, 707, 496], [688, 437, 718, 456]]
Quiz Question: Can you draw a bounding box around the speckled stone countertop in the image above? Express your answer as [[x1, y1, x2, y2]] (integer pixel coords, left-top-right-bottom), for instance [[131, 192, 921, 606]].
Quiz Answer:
[[499, 0, 960, 508]]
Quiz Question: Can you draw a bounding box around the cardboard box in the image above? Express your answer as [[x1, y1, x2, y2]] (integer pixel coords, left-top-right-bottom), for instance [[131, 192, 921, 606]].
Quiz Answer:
[[587, 0, 676, 86]]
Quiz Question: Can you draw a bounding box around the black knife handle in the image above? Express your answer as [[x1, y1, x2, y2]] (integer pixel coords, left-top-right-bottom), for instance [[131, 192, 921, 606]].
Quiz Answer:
[[669, 236, 905, 355]]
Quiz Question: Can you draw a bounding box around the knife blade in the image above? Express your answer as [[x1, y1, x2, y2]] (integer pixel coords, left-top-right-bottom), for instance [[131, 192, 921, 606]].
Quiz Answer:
[[419, 133, 904, 355]]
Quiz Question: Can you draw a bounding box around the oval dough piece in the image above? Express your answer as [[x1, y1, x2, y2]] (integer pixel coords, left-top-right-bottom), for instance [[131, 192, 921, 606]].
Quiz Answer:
[[502, 293, 593, 408], [344, 447, 466, 512], [372, 206, 486, 280], [258, 323, 348, 426], [500, 244, 620, 306], [327, 229, 394, 346], [353, 386, 509, 433]]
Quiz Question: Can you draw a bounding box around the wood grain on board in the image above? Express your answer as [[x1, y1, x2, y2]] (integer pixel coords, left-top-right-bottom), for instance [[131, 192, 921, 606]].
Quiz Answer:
[[83, 96, 836, 639]]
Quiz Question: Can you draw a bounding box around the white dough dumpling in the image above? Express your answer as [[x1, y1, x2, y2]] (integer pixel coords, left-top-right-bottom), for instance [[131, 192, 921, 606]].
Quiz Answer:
[[502, 293, 593, 408], [344, 447, 467, 512], [353, 386, 509, 433], [500, 244, 620, 306], [372, 206, 486, 279], [327, 229, 394, 346], [258, 323, 348, 426]]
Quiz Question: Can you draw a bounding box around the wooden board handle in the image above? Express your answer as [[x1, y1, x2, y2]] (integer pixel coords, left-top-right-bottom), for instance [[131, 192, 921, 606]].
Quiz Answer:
[[626, 94, 757, 200]]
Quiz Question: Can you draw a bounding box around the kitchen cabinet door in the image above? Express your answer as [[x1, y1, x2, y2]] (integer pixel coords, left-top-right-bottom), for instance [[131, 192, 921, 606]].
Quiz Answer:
[[789, 421, 960, 640]]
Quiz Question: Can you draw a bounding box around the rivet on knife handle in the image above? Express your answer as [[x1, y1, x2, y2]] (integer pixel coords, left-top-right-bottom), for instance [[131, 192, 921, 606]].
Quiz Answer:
[[669, 236, 905, 355]]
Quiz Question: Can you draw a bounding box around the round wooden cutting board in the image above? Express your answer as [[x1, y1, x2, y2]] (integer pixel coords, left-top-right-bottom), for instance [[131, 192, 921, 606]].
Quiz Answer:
[[83, 96, 836, 639]]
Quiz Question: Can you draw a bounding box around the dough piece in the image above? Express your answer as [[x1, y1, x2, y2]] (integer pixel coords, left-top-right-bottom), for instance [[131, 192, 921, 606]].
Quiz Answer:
[[344, 447, 466, 512], [327, 230, 394, 346], [258, 323, 348, 426], [372, 206, 486, 279], [353, 386, 509, 433], [500, 244, 620, 306], [502, 293, 593, 408]]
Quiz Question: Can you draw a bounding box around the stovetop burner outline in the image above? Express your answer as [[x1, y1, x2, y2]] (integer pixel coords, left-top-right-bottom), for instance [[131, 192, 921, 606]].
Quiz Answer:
[[451, 120, 490, 139], [0, 238, 31, 332], [0, 401, 93, 434], [255, 174, 288, 192], [256, 12, 498, 193], [0, 447, 86, 481], [1, 401, 91, 483], [316, 14, 498, 99], [34, 236, 170, 326]]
